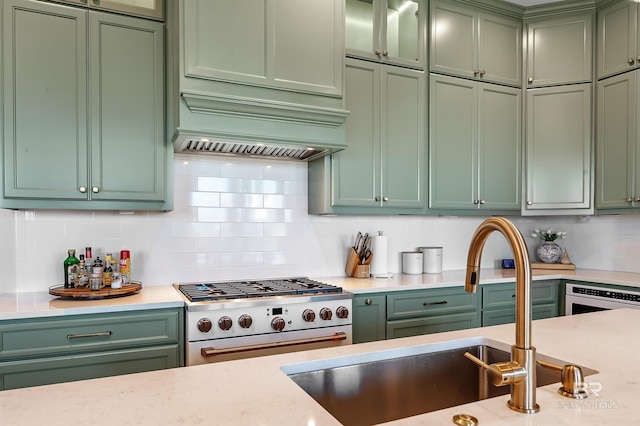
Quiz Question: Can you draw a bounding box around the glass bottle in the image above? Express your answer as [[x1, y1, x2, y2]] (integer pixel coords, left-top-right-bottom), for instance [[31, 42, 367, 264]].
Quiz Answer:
[[63, 249, 79, 288], [103, 254, 114, 287], [75, 255, 88, 288]]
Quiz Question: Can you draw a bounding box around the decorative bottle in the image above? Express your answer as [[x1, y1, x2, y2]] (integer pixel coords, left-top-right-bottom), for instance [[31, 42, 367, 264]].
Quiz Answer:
[[75, 255, 88, 288], [63, 249, 79, 288]]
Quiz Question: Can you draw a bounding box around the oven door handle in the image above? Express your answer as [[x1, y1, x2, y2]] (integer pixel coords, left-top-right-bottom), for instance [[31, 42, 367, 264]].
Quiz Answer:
[[200, 332, 348, 358]]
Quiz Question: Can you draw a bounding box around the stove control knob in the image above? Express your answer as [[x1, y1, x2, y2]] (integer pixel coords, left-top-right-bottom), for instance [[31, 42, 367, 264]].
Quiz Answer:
[[218, 316, 233, 331], [336, 306, 349, 319], [197, 318, 213, 333], [238, 314, 253, 328], [302, 309, 316, 322], [319, 307, 333, 320], [271, 317, 286, 332]]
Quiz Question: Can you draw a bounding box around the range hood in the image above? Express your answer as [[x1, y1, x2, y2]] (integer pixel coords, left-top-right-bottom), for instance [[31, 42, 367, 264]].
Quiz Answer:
[[170, 92, 349, 162]]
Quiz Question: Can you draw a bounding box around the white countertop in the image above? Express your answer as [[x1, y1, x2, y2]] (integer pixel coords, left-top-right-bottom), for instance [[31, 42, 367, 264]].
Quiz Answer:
[[0, 285, 184, 320], [0, 308, 637, 425], [320, 268, 640, 294]]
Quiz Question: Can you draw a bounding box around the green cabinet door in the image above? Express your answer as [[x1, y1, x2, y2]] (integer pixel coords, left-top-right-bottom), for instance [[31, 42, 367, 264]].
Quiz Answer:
[[56, 0, 164, 20], [352, 294, 386, 343], [524, 84, 593, 214], [596, 71, 638, 210], [429, 74, 521, 211], [2, 0, 168, 209], [386, 311, 481, 339], [89, 12, 165, 202], [3, 0, 89, 201], [0, 345, 180, 391], [597, 1, 639, 80], [331, 59, 425, 210], [183, 0, 343, 96], [430, 0, 521, 87], [525, 13, 593, 87]]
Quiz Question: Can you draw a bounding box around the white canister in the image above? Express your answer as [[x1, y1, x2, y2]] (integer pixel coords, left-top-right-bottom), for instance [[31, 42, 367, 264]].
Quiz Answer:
[[402, 252, 423, 275], [419, 247, 443, 274]]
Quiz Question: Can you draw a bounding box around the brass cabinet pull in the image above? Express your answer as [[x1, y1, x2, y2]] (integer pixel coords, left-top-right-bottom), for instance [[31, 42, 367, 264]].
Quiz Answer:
[[375, 48, 381, 55], [635, 197, 640, 203], [528, 77, 533, 84], [382, 196, 389, 202], [67, 331, 112, 340], [382, 50, 388, 57], [365, 298, 373, 305], [423, 300, 448, 306], [629, 58, 636, 65], [79, 186, 87, 193], [626, 197, 633, 203], [375, 196, 381, 202], [92, 186, 99, 193], [200, 332, 347, 357]]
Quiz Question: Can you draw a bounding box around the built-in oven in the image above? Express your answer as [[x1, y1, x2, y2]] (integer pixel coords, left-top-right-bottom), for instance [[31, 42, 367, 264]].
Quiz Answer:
[[174, 278, 353, 366], [565, 283, 640, 315]]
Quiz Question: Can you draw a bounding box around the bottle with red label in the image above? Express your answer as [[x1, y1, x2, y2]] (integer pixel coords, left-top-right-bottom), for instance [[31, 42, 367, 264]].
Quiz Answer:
[[119, 250, 131, 284]]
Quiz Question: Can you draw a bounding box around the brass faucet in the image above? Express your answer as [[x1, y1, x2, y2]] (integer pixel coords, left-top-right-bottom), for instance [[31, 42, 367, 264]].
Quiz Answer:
[[463, 217, 540, 413]]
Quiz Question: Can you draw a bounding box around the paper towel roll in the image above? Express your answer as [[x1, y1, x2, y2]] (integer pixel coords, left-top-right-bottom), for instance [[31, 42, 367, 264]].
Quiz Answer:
[[370, 235, 391, 277]]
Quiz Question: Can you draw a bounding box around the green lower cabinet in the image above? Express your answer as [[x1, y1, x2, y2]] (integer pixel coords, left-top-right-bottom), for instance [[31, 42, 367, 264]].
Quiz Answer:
[[481, 281, 560, 327], [352, 294, 387, 343], [0, 308, 183, 390], [0, 345, 180, 391], [386, 311, 481, 339], [481, 303, 559, 327]]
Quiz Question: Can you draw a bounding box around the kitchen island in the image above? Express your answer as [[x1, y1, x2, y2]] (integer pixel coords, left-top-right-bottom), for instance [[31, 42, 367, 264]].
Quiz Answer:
[[0, 308, 637, 425]]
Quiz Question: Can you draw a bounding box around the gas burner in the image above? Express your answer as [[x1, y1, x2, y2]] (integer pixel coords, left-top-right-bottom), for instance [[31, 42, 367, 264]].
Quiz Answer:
[[175, 277, 342, 302]]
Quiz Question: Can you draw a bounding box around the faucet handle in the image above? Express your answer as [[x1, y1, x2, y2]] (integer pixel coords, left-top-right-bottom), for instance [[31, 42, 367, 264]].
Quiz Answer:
[[537, 359, 588, 399], [464, 352, 527, 387]]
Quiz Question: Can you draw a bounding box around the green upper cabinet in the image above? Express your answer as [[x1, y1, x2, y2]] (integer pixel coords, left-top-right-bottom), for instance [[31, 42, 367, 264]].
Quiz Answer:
[[596, 0, 640, 80], [345, 0, 426, 69], [2, 0, 168, 210], [183, 0, 343, 97], [596, 70, 640, 211], [55, 0, 164, 20], [429, 74, 521, 212], [308, 59, 426, 213], [525, 13, 593, 87], [430, 0, 522, 87], [524, 84, 593, 214]]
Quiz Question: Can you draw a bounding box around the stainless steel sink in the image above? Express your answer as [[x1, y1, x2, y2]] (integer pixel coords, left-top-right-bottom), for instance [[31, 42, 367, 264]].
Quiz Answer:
[[281, 337, 597, 426]]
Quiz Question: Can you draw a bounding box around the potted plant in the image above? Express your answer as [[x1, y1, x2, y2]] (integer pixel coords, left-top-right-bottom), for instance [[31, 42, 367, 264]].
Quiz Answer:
[[531, 228, 567, 263]]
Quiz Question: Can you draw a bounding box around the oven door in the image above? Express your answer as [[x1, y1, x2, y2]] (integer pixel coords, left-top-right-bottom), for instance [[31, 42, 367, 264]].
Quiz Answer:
[[565, 294, 640, 315], [186, 325, 352, 366]]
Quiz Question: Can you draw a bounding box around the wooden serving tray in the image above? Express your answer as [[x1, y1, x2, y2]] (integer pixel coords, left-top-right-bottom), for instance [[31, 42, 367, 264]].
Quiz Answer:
[[49, 282, 142, 299]]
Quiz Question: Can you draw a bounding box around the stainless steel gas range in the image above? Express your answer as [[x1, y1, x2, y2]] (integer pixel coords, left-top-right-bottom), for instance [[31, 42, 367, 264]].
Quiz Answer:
[[174, 277, 353, 366]]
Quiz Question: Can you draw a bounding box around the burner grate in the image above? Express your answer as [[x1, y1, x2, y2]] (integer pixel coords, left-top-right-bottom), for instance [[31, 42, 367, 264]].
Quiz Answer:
[[177, 277, 342, 302]]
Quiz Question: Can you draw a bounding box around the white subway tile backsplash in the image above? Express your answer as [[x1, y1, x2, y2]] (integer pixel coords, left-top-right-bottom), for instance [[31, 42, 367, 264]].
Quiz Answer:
[[3, 153, 640, 293]]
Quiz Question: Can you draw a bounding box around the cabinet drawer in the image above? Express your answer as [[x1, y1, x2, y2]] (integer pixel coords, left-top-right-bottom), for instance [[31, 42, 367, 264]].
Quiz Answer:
[[481, 303, 559, 327], [386, 311, 481, 339], [482, 281, 559, 309], [0, 309, 181, 361], [0, 345, 180, 391], [387, 287, 479, 320]]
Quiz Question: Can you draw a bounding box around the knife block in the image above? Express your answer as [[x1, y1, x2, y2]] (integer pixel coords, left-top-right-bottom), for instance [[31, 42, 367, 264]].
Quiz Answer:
[[345, 247, 372, 278]]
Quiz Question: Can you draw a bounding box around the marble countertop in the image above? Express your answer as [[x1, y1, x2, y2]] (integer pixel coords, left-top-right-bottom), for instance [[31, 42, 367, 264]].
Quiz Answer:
[[1, 268, 640, 320], [0, 285, 184, 320], [0, 308, 637, 425], [318, 268, 640, 294]]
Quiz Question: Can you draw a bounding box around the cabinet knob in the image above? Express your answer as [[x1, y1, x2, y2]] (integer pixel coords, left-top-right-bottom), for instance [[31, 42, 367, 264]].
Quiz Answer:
[[375, 196, 381, 202], [629, 58, 636, 65], [473, 69, 480, 75], [365, 298, 372, 305], [480, 69, 486, 76], [635, 197, 640, 203], [528, 77, 533, 84], [479, 199, 485, 204], [637, 57, 640, 64], [527, 201, 532, 206], [626, 197, 633, 203], [92, 186, 99, 193], [473, 199, 479, 205], [382, 50, 388, 57], [382, 196, 389, 202], [375, 48, 381, 55], [79, 186, 87, 193]]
